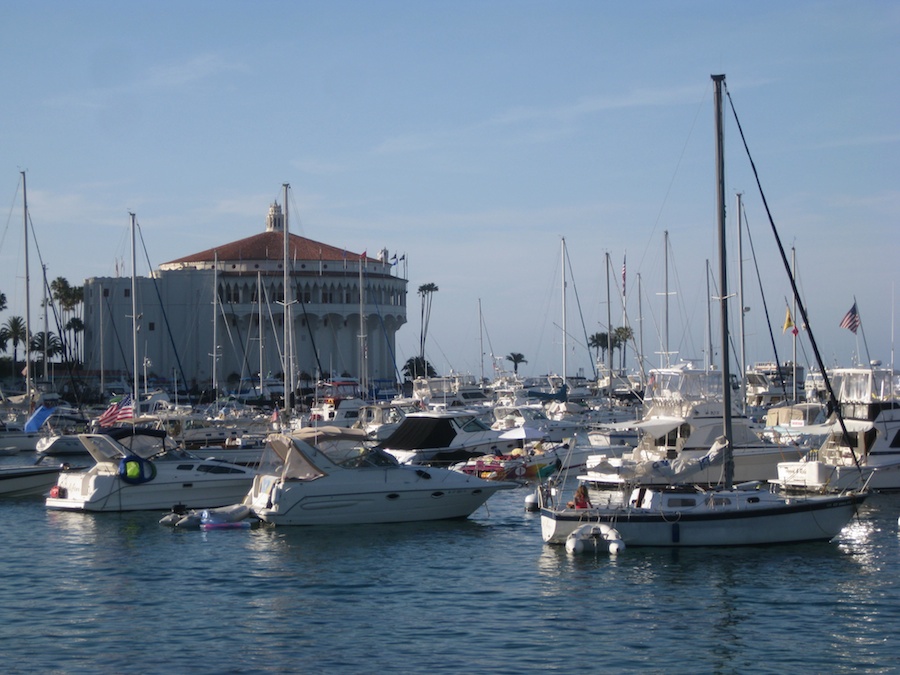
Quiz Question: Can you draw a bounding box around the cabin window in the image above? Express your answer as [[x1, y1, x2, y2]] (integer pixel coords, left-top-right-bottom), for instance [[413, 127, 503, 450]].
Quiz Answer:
[[708, 497, 732, 506], [124, 289, 130, 298], [149, 322, 155, 331], [666, 497, 697, 507]]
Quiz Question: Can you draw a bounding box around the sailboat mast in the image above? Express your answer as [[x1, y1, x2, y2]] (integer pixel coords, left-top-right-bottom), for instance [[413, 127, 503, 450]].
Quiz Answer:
[[791, 247, 798, 402], [212, 251, 219, 396], [737, 192, 747, 413], [22, 172, 32, 404], [130, 212, 139, 405], [282, 183, 293, 415], [258, 270, 264, 398], [663, 230, 670, 367], [605, 252, 612, 383], [713, 73, 734, 487], [359, 252, 367, 397], [561, 237, 567, 381]]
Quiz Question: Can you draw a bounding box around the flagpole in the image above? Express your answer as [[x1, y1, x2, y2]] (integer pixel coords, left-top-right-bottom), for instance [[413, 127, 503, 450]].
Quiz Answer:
[[791, 248, 798, 401]]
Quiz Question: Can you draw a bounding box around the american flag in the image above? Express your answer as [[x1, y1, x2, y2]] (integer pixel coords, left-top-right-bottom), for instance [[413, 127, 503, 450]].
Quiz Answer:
[[97, 394, 134, 427], [116, 394, 135, 421], [839, 302, 860, 334]]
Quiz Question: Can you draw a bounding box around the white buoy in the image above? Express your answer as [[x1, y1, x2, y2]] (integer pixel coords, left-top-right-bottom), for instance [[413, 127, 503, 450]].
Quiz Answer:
[[524, 491, 539, 512]]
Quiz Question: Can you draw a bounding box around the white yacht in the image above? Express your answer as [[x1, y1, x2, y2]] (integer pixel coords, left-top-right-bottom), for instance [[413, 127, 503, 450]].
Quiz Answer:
[[45, 427, 255, 512], [245, 427, 516, 526], [774, 365, 900, 492]]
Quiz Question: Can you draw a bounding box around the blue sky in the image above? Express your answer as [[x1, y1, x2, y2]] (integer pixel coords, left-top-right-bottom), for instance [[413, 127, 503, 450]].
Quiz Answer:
[[1, 1, 897, 381]]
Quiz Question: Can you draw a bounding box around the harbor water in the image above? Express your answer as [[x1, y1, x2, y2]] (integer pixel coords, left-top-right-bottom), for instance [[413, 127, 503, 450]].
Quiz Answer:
[[1, 459, 898, 674]]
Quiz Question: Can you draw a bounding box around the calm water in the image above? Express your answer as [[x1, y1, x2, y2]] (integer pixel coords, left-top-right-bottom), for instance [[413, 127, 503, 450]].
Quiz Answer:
[[1, 457, 898, 674]]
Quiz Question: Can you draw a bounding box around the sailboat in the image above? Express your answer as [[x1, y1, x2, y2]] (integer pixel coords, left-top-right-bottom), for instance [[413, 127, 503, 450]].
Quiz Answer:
[[540, 75, 867, 551]]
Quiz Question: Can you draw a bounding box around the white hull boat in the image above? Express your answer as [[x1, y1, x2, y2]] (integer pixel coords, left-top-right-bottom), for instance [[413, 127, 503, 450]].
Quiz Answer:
[[45, 427, 256, 512], [540, 483, 866, 547], [0, 461, 74, 498], [775, 367, 900, 492], [246, 427, 516, 526]]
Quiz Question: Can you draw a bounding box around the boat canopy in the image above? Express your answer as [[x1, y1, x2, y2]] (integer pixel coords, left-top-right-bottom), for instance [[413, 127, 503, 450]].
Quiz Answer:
[[378, 416, 459, 450]]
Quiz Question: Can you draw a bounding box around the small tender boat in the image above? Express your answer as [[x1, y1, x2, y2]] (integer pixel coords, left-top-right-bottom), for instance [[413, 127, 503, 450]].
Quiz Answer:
[[245, 426, 516, 526]]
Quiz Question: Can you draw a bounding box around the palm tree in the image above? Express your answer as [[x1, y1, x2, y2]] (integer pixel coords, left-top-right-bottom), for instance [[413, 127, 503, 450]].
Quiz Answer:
[[417, 283, 439, 361], [402, 356, 436, 380], [2, 316, 28, 378], [588, 332, 609, 365], [51, 277, 85, 362], [614, 326, 634, 370], [505, 352, 527, 375], [65, 316, 85, 364], [30, 331, 62, 361], [0, 291, 7, 313]]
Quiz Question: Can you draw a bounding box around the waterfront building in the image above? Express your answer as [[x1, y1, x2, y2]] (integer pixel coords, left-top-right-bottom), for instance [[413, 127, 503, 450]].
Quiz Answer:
[[81, 201, 407, 396]]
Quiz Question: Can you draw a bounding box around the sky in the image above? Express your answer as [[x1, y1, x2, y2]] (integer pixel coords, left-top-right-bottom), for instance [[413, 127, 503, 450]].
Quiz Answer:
[[1, 1, 898, 383]]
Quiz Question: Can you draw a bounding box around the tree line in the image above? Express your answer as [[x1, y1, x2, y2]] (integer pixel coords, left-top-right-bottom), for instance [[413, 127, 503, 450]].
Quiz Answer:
[[0, 277, 85, 379]]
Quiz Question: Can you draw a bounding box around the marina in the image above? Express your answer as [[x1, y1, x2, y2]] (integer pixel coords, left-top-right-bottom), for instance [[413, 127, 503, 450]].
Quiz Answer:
[[1, 453, 898, 673], [2, 4, 898, 673]]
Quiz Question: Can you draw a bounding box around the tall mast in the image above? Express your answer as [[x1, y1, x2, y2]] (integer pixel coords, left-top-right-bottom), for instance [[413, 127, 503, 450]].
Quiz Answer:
[[705, 259, 713, 370], [712, 73, 734, 488], [258, 270, 264, 398], [22, 172, 32, 404], [358, 251, 367, 397], [42, 264, 49, 380], [130, 212, 139, 405], [561, 237, 567, 382], [99, 282, 105, 396], [605, 252, 612, 382], [791, 247, 798, 402], [663, 230, 670, 367], [737, 192, 747, 413], [212, 250, 219, 397], [282, 183, 292, 415]]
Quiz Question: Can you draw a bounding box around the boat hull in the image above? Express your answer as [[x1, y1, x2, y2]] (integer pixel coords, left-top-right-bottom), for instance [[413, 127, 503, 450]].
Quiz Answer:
[[0, 466, 63, 497], [45, 463, 254, 512], [248, 470, 513, 526], [541, 492, 866, 547]]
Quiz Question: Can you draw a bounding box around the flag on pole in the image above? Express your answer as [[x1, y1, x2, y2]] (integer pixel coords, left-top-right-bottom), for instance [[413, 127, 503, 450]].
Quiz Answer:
[[782, 307, 798, 335], [97, 400, 121, 427], [622, 254, 626, 296], [839, 302, 860, 334], [116, 394, 135, 421]]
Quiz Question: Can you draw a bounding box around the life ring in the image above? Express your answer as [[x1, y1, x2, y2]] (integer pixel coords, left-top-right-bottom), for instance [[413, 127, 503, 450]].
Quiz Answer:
[[118, 455, 158, 484]]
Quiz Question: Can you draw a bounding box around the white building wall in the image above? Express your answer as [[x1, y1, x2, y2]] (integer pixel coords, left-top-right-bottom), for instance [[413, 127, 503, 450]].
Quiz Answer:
[[83, 268, 406, 394]]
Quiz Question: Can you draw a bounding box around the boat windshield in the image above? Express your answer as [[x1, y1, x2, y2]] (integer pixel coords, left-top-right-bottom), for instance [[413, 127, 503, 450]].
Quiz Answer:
[[317, 440, 398, 469]]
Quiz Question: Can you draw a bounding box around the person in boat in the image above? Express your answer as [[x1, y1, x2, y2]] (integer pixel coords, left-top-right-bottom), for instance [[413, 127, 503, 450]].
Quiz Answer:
[[567, 484, 592, 509]]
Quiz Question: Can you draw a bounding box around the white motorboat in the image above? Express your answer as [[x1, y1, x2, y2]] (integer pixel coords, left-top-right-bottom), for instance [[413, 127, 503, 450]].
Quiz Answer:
[[45, 427, 256, 512], [490, 403, 584, 442], [0, 457, 78, 498], [774, 365, 900, 492], [244, 426, 516, 526], [377, 409, 516, 465]]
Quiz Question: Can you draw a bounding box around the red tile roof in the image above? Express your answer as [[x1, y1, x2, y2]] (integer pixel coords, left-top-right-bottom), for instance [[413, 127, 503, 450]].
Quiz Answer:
[[164, 230, 368, 265]]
